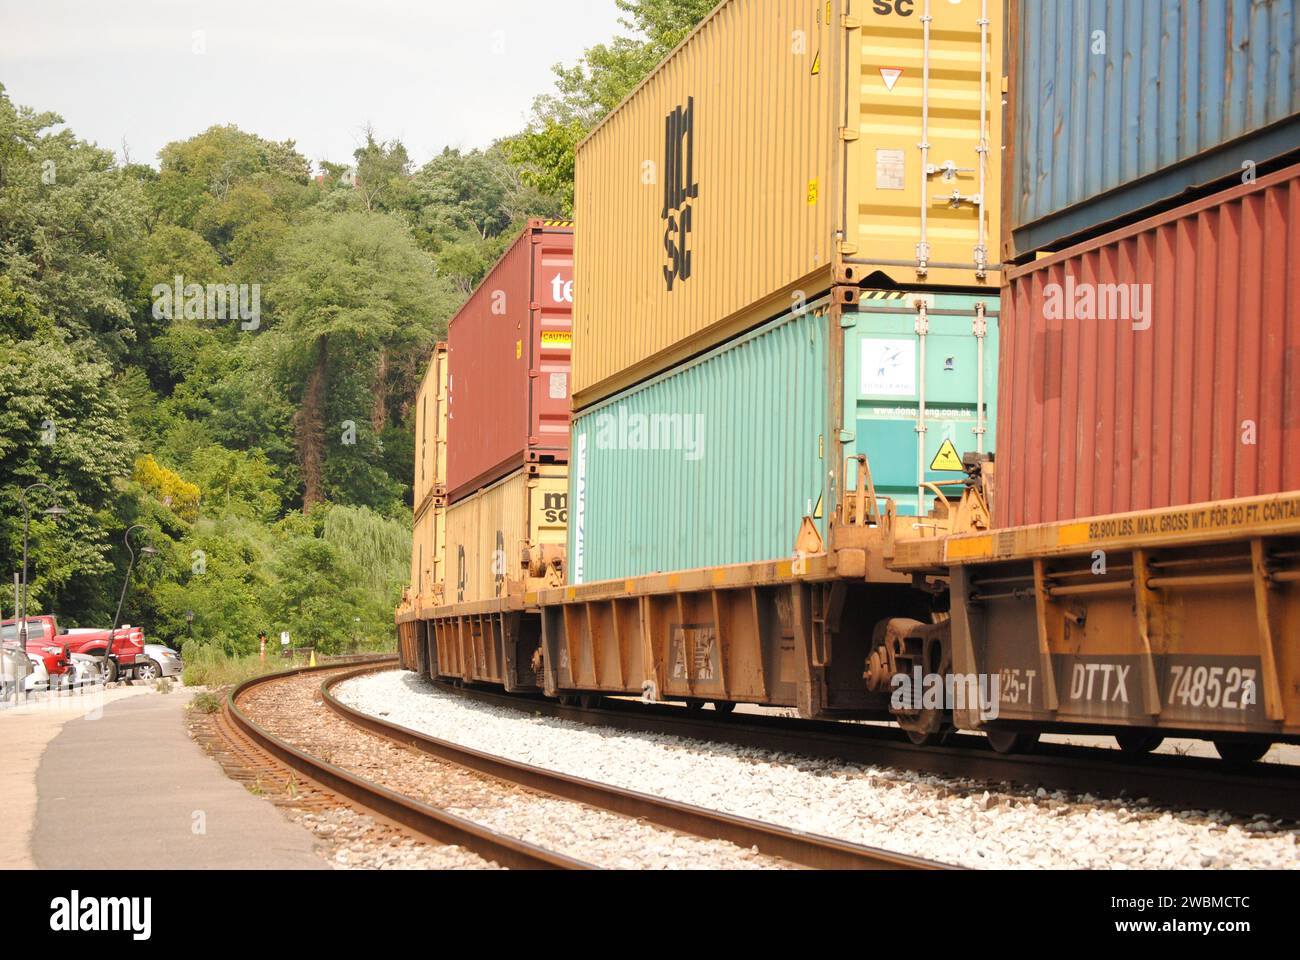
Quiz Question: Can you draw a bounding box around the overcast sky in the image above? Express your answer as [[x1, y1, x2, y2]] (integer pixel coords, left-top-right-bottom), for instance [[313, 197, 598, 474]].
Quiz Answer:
[[0, 0, 626, 170]]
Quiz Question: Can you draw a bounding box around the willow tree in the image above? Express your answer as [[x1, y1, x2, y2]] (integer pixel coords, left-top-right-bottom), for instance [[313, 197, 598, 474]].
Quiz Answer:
[[269, 212, 440, 510]]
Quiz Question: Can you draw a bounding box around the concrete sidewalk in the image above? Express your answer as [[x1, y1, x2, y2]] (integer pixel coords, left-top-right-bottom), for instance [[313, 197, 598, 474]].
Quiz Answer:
[[28, 689, 327, 870]]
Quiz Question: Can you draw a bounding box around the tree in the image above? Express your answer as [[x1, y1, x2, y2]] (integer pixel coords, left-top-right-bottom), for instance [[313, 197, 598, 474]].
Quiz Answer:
[[0, 336, 138, 619], [508, 0, 714, 210], [268, 212, 443, 510]]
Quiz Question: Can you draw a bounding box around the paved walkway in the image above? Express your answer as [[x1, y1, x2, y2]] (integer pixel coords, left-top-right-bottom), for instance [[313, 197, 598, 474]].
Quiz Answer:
[[14, 687, 326, 870]]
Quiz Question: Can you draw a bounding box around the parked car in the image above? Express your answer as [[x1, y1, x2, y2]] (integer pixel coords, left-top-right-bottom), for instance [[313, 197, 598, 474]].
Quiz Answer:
[[136, 643, 183, 680], [2, 616, 149, 682]]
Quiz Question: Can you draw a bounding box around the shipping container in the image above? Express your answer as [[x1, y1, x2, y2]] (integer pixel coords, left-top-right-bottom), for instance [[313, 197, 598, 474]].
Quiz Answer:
[[445, 465, 568, 605], [570, 290, 999, 584], [996, 162, 1300, 529], [412, 342, 448, 513], [1006, 0, 1300, 259], [409, 498, 446, 606], [572, 0, 1002, 410], [446, 220, 574, 502]]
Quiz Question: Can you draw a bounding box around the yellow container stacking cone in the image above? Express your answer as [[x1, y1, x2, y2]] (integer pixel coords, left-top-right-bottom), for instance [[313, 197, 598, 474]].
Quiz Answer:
[[309, 650, 317, 668]]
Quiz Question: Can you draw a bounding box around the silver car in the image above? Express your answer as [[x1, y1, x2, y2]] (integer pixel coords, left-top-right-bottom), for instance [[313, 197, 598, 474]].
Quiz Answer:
[[136, 643, 184, 680]]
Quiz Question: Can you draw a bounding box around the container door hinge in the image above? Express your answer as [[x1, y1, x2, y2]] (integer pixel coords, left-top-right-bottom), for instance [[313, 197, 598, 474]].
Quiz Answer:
[[839, 312, 857, 329], [841, 15, 861, 29], [839, 430, 855, 444], [837, 240, 859, 256], [839, 127, 860, 142]]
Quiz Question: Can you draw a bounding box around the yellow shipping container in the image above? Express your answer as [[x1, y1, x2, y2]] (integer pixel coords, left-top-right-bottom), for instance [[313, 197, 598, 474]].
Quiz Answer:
[[573, 0, 1001, 408], [412, 342, 448, 513], [409, 499, 446, 607], [444, 465, 568, 605]]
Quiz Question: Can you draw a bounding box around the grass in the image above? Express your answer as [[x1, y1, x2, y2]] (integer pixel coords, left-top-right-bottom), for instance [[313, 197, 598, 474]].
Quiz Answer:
[[189, 690, 224, 714], [180, 646, 312, 689]]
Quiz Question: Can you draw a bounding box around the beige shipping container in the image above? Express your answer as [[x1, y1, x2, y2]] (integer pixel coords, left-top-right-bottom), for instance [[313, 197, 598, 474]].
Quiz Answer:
[[412, 342, 448, 514], [573, 0, 1002, 408], [444, 465, 568, 605], [409, 499, 447, 606]]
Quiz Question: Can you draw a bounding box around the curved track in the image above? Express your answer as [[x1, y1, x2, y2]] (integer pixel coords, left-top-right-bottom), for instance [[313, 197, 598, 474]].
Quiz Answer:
[[429, 680, 1300, 822], [226, 661, 590, 869], [321, 664, 948, 870]]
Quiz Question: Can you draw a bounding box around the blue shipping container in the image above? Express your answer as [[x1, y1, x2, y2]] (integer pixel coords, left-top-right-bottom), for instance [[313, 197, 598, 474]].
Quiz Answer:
[[1009, 0, 1300, 256], [569, 292, 1000, 584]]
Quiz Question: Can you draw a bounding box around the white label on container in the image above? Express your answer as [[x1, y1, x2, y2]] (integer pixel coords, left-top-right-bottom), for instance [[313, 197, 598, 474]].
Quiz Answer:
[[876, 149, 905, 191], [572, 432, 587, 584], [549, 372, 568, 399], [861, 339, 917, 397]]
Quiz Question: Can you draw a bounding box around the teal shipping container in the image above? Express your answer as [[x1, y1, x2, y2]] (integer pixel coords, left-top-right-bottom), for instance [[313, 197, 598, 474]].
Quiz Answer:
[[569, 292, 999, 584]]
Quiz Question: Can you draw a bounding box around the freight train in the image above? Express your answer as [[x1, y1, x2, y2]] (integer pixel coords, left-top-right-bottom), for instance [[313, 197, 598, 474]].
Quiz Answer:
[[397, 0, 1300, 764]]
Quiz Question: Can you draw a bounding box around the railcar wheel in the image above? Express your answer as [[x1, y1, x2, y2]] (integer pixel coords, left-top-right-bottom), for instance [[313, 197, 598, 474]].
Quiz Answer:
[[1213, 739, 1272, 764], [905, 727, 953, 747], [1114, 730, 1164, 755], [985, 728, 1039, 755], [711, 701, 736, 715], [684, 699, 706, 712], [578, 694, 603, 710]]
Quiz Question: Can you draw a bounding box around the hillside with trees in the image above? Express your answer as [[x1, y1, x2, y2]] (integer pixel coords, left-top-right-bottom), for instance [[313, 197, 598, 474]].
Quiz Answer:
[[0, 0, 709, 654]]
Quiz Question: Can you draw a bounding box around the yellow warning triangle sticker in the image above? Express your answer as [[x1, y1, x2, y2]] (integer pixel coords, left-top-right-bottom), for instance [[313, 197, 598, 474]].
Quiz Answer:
[[811, 50, 821, 76], [880, 67, 903, 91], [930, 439, 964, 473], [813, 493, 824, 520]]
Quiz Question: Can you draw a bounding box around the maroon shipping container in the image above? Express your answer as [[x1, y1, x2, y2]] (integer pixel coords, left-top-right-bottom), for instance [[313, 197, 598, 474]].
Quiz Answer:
[[997, 163, 1300, 528], [446, 221, 574, 503]]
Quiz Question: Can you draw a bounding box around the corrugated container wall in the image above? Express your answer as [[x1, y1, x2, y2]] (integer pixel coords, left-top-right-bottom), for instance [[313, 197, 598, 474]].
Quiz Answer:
[[996, 163, 1300, 529], [446, 221, 574, 502], [409, 502, 446, 605], [573, 0, 1001, 409], [1007, 0, 1300, 258], [570, 290, 999, 584], [412, 342, 448, 512], [446, 466, 568, 605]]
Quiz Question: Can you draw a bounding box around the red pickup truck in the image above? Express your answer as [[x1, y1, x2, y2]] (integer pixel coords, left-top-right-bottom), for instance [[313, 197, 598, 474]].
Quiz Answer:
[[0, 615, 148, 683]]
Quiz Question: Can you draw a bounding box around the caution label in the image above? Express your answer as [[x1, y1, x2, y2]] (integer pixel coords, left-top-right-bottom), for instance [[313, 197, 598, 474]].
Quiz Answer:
[[541, 331, 572, 348], [930, 439, 964, 472], [880, 67, 903, 92]]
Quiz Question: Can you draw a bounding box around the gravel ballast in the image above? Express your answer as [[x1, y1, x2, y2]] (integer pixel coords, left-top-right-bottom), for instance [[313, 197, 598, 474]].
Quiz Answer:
[[335, 670, 1300, 870], [241, 669, 789, 870]]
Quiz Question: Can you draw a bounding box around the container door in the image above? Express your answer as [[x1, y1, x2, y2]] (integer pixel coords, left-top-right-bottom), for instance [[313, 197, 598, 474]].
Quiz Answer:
[[842, 291, 999, 516], [841, 0, 1001, 288], [529, 231, 574, 456]]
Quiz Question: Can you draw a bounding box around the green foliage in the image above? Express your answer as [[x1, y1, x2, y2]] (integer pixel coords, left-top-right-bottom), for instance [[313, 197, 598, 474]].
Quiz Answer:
[[509, 0, 714, 210], [1, 3, 665, 648]]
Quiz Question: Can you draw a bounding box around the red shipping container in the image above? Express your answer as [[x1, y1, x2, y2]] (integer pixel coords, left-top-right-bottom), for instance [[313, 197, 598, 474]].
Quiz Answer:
[[446, 221, 573, 503], [997, 163, 1300, 528]]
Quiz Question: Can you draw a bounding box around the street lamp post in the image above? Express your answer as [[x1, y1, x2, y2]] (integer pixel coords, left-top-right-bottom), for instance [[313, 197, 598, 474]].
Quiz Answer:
[[17, 483, 67, 645], [185, 610, 194, 647], [103, 524, 157, 680]]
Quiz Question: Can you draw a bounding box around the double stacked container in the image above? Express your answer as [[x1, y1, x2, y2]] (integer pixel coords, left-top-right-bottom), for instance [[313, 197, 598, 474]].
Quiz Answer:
[[997, 0, 1300, 527], [409, 343, 448, 605], [1005, 0, 1300, 259], [569, 0, 1004, 582], [442, 221, 574, 604]]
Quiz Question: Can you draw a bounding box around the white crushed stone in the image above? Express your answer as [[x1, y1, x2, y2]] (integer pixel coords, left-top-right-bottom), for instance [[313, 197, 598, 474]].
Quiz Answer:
[[336, 670, 1300, 870]]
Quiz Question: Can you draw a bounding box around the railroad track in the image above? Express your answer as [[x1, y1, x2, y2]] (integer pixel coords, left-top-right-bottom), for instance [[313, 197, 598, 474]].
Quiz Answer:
[[429, 680, 1300, 822], [224, 659, 947, 870]]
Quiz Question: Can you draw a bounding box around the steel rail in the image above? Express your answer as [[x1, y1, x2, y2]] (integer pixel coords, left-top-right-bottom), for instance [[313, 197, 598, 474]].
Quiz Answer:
[[322, 664, 952, 870], [429, 680, 1300, 823], [227, 660, 593, 870]]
